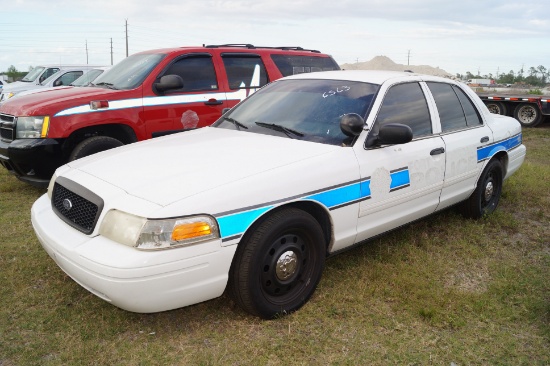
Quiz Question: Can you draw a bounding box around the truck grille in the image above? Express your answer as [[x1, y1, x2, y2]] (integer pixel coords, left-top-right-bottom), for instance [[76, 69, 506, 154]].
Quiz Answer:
[[0, 113, 15, 142], [52, 177, 104, 235]]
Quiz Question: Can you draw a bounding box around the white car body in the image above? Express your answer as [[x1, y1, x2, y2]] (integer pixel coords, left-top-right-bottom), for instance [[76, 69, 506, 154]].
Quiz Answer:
[[10, 67, 110, 99], [31, 70, 526, 317], [0, 65, 104, 102]]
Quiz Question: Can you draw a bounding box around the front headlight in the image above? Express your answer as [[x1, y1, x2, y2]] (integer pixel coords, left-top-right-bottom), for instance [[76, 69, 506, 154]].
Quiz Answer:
[[16, 116, 50, 138], [3, 92, 15, 100], [99, 210, 220, 250]]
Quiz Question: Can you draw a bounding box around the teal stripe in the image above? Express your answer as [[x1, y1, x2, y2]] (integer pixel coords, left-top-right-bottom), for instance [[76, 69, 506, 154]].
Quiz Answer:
[[305, 183, 362, 209], [390, 169, 410, 189], [217, 206, 273, 238], [477, 134, 522, 162]]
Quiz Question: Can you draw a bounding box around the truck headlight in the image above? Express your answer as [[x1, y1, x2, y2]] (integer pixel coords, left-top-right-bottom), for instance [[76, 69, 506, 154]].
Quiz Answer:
[[99, 210, 220, 250], [16, 116, 50, 138]]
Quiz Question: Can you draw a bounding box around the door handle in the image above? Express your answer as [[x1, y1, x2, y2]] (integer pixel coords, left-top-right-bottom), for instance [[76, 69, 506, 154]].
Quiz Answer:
[[430, 147, 445, 155], [480, 136, 489, 143], [204, 99, 223, 106]]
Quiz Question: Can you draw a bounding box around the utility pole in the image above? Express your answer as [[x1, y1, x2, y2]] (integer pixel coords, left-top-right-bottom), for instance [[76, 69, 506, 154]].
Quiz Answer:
[[407, 50, 411, 66], [125, 19, 129, 57], [85, 40, 88, 64], [110, 38, 113, 65]]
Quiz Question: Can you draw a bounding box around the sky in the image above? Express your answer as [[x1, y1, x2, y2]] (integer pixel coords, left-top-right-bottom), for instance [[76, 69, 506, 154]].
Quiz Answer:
[[2, 0, 549, 78]]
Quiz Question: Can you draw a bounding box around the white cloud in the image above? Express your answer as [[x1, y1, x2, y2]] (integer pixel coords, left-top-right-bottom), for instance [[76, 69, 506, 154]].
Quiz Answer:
[[1, 0, 549, 75]]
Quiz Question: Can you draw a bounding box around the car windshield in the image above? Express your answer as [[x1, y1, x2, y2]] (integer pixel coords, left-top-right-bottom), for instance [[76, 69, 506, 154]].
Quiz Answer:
[[92, 53, 165, 90], [70, 69, 105, 86], [21, 66, 45, 82], [214, 79, 380, 146]]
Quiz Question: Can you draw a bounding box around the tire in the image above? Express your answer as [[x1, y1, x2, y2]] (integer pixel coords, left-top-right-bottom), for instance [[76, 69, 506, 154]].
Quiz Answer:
[[69, 136, 124, 161], [485, 101, 507, 116], [461, 159, 503, 219], [514, 103, 542, 127], [228, 207, 326, 319]]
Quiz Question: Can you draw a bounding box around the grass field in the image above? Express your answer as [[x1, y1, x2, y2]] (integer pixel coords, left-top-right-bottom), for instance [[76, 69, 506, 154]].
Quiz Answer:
[[1, 126, 549, 365]]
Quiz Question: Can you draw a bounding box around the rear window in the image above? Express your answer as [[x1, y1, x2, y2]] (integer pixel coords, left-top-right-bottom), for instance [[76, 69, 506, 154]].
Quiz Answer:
[[270, 55, 339, 76]]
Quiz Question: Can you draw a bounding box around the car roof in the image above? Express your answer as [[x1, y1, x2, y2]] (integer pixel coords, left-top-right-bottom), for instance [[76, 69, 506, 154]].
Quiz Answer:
[[133, 44, 330, 56], [281, 69, 452, 85]]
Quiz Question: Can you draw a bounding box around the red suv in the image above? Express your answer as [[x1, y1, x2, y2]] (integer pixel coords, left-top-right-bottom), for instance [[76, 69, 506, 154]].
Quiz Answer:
[[0, 44, 339, 186]]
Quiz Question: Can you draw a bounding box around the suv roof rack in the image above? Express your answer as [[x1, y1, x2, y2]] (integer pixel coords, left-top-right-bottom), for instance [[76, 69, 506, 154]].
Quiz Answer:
[[203, 44, 320, 53]]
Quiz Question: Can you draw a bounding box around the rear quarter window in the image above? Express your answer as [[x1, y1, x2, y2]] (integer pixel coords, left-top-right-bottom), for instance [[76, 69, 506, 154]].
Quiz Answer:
[[270, 55, 339, 76], [222, 55, 268, 90]]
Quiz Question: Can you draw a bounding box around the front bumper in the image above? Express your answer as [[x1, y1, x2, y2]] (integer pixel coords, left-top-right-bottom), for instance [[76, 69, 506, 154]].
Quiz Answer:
[[0, 138, 65, 187], [31, 194, 238, 313]]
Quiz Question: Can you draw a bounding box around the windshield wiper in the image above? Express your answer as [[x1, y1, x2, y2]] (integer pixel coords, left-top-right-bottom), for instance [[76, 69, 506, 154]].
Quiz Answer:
[[255, 122, 304, 138], [223, 116, 248, 130], [93, 82, 118, 90]]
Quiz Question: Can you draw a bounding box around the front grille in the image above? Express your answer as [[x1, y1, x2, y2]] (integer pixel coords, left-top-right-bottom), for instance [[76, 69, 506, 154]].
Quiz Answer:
[[0, 113, 15, 141], [52, 177, 104, 234]]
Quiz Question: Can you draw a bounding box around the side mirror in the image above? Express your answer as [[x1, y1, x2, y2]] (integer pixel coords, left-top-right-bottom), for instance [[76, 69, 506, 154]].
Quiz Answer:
[[154, 75, 184, 93], [340, 113, 365, 137], [378, 123, 413, 145], [53, 79, 63, 87]]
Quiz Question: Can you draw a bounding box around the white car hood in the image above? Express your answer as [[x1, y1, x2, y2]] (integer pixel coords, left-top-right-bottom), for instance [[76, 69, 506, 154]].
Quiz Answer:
[[67, 127, 340, 206]]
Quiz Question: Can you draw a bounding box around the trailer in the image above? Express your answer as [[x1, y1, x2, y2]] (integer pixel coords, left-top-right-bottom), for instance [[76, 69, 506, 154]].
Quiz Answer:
[[476, 92, 550, 127], [468, 78, 494, 86]]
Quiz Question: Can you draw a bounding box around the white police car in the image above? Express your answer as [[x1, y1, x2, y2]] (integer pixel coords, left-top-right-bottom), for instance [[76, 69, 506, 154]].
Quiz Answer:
[[31, 70, 526, 319]]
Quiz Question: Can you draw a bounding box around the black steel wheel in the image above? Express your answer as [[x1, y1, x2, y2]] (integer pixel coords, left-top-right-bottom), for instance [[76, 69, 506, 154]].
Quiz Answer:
[[69, 136, 124, 161], [228, 207, 326, 319], [461, 159, 503, 219]]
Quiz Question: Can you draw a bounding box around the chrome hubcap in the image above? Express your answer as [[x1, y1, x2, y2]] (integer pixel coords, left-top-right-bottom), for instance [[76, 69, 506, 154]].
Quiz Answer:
[[276, 250, 298, 281], [484, 181, 494, 202]]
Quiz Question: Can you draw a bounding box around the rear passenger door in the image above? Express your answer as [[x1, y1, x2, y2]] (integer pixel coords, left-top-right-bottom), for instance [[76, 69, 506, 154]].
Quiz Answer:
[[425, 82, 493, 211], [143, 54, 229, 137]]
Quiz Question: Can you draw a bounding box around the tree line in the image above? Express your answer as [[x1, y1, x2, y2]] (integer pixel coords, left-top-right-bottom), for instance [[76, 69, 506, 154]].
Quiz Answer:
[[457, 65, 549, 86], [2, 65, 32, 81]]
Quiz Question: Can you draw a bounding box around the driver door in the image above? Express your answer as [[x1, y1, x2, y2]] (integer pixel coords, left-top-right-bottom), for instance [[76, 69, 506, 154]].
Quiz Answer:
[[355, 82, 445, 242]]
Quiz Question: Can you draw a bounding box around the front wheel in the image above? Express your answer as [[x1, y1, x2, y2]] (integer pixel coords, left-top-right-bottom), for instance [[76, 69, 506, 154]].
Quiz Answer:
[[228, 207, 326, 319], [514, 103, 542, 127], [461, 159, 503, 219], [69, 136, 124, 161]]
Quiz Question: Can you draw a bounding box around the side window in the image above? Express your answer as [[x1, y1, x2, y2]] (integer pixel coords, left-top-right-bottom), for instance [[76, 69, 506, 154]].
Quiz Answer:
[[453, 86, 482, 126], [270, 55, 339, 76], [40, 68, 59, 83], [57, 71, 83, 86], [374, 82, 432, 138], [427, 82, 473, 132], [162, 56, 218, 92], [222, 55, 268, 90]]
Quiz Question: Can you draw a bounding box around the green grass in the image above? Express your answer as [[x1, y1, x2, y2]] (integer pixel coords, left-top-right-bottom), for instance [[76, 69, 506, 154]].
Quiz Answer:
[[1, 126, 549, 365]]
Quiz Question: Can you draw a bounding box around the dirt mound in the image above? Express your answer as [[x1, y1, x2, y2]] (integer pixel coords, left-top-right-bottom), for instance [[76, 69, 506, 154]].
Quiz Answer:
[[340, 56, 452, 77]]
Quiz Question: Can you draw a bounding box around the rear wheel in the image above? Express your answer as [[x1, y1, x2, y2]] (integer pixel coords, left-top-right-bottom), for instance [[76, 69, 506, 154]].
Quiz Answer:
[[69, 136, 124, 161], [514, 103, 542, 127], [228, 207, 326, 319], [485, 101, 507, 115], [461, 159, 503, 219]]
